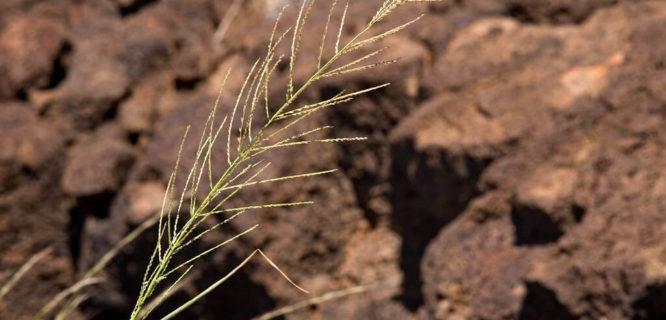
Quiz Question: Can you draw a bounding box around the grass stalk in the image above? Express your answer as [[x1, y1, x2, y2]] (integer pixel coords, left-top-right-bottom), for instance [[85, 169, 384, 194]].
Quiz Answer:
[[128, 1, 427, 318]]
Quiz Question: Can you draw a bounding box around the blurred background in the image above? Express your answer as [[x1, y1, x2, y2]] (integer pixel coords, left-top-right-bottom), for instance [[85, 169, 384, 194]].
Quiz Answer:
[[1, 0, 666, 319]]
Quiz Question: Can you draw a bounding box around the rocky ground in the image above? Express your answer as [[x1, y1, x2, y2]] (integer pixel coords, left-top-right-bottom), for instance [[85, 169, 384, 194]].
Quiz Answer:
[[1, 0, 666, 319]]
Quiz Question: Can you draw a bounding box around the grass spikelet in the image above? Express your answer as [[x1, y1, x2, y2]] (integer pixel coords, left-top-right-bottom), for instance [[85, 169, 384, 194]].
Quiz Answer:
[[335, 0, 350, 53], [320, 58, 399, 78], [345, 14, 424, 54], [318, 0, 339, 68]]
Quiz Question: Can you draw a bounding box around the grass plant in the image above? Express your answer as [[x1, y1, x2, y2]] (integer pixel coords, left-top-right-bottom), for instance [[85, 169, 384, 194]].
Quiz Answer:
[[0, 0, 432, 318], [128, 0, 432, 318]]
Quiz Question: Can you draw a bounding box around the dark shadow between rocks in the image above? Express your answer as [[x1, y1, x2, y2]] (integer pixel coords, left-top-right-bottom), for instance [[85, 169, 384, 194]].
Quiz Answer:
[[68, 191, 116, 265], [632, 283, 666, 320], [119, 0, 161, 17], [45, 41, 72, 90], [82, 217, 276, 320], [511, 204, 563, 246], [518, 282, 575, 320], [390, 142, 489, 311], [192, 252, 277, 320]]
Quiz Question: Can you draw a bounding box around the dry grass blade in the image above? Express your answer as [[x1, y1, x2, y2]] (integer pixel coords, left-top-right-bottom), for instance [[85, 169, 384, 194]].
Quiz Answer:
[[161, 249, 307, 320], [0, 247, 52, 302], [54, 293, 89, 320], [86, 215, 160, 279], [34, 277, 104, 320], [257, 249, 309, 294], [251, 285, 370, 320], [212, 0, 246, 45]]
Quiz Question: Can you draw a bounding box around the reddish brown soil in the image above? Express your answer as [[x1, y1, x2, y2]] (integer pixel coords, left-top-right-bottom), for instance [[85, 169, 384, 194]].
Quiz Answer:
[[1, 0, 666, 319]]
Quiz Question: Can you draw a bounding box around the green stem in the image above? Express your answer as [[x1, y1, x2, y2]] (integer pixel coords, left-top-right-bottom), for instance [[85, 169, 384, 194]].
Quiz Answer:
[[160, 250, 259, 320], [130, 4, 390, 318]]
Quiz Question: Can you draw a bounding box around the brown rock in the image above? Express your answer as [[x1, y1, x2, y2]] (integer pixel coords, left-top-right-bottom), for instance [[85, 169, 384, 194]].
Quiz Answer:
[[117, 74, 171, 133], [126, 181, 165, 224], [10, 0, 666, 319], [55, 26, 131, 127], [390, 94, 515, 159], [61, 127, 136, 196], [0, 103, 64, 189], [0, 15, 65, 98], [411, 3, 666, 319], [421, 193, 533, 320], [514, 166, 579, 220], [0, 101, 71, 319], [54, 8, 174, 128]]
